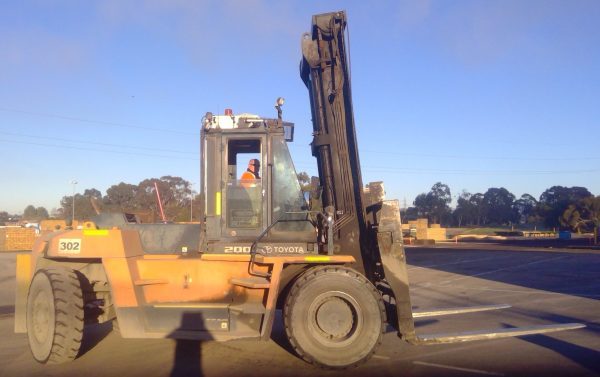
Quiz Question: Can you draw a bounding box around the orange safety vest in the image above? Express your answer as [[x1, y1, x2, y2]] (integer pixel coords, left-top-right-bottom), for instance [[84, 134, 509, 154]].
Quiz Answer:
[[241, 171, 257, 180], [240, 170, 259, 188]]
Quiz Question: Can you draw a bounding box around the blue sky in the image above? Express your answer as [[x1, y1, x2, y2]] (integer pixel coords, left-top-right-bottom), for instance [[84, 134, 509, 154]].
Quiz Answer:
[[1, 1, 599, 214]]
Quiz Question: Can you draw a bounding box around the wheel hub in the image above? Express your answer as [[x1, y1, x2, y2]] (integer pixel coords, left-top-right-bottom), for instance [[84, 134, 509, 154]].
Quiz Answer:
[[32, 291, 51, 344], [315, 297, 354, 339]]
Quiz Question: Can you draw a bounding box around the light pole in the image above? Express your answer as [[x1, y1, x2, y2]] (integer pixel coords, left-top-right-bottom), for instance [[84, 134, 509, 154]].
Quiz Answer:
[[71, 180, 77, 225]]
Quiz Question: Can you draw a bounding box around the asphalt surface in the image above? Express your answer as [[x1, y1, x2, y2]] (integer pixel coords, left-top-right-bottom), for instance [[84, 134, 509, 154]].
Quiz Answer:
[[0, 245, 598, 377]]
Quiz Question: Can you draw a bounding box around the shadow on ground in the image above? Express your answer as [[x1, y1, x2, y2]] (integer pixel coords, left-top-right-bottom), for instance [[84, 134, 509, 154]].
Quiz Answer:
[[0, 305, 14, 316], [501, 318, 600, 376], [78, 322, 113, 357], [167, 312, 211, 377]]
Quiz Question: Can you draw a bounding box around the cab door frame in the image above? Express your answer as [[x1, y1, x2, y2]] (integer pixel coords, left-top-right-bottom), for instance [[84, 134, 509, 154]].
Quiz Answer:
[[220, 133, 270, 242]]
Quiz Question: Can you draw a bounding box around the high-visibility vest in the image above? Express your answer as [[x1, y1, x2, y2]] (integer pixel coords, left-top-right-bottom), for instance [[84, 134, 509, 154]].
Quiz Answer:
[[241, 171, 257, 180], [240, 171, 259, 188]]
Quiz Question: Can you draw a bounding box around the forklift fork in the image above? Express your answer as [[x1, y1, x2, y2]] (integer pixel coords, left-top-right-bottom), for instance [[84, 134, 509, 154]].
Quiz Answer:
[[374, 200, 585, 345]]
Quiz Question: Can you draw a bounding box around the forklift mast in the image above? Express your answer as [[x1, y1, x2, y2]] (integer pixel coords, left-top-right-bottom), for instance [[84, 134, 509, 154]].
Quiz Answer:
[[300, 12, 585, 344], [300, 11, 377, 276]]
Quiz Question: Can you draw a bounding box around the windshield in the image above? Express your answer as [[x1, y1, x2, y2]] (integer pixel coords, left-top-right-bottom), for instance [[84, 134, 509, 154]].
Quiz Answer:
[[272, 138, 313, 232]]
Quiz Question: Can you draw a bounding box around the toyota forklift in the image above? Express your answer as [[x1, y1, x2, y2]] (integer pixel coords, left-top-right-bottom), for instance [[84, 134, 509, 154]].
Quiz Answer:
[[15, 11, 583, 369]]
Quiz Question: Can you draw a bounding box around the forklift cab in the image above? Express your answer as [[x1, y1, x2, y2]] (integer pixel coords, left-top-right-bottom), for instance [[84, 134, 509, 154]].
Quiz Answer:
[[200, 111, 315, 253]]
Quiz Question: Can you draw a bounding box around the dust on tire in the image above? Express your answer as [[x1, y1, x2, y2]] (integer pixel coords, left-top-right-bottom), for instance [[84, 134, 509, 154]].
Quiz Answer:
[[283, 266, 385, 369], [26, 268, 84, 364]]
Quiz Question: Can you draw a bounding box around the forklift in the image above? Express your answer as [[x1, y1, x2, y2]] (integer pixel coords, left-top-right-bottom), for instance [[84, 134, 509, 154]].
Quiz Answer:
[[15, 11, 583, 369]]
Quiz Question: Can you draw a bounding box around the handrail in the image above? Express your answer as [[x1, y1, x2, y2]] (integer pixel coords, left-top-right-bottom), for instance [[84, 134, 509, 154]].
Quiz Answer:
[[247, 210, 319, 278]]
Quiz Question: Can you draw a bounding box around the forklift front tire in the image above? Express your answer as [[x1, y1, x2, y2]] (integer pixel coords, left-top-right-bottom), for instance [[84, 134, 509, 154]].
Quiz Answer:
[[26, 268, 84, 364], [283, 266, 385, 369]]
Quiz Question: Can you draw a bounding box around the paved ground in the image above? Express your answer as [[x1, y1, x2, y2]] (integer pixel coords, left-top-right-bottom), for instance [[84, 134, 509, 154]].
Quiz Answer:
[[0, 245, 598, 377]]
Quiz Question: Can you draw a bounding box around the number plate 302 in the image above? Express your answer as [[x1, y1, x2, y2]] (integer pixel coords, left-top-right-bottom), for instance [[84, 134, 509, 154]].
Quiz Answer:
[[57, 238, 82, 254]]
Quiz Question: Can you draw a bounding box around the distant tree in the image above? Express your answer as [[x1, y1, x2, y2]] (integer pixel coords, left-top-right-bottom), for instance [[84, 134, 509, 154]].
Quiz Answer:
[[104, 182, 138, 210], [538, 186, 593, 228], [170, 205, 192, 223], [481, 187, 516, 225], [512, 193, 538, 224], [35, 207, 49, 220], [453, 190, 478, 227], [50, 207, 63, 219], [470, 193, 485, 225], [135, 179, 163, 211], [22, 205, 50, 222], [0, 211, 11, 225], [413, 193, 427, 216], [158, 176, 192, 204], [297, 172, 310, 192], [81, 189, 102, 214], [102, 177, 193, 221], [23, 205, 37, 220], [401, 206, 419, 222], [84, 188, 102, 199], [136, 176, 192, 221], [560, 196, 600, 236], [413, 182, 452, 225], [60, 189, 100, 223], [190, 193, 202, 222]]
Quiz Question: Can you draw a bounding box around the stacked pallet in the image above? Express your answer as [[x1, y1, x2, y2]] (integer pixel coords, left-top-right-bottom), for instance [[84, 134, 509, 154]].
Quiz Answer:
[[0, 227, 37, 251], [362, 181, 385, 206], [416, 225, 428, 240], [403, 218, 447, 241], [425, 226, 447, 241]]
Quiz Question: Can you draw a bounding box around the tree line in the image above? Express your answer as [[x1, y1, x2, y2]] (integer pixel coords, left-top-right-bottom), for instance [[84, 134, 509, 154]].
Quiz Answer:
[[6, 174, 313, 225], [405, 182, 599, 232], [4, 176, 598, 234], [6, 176, 199, 224]]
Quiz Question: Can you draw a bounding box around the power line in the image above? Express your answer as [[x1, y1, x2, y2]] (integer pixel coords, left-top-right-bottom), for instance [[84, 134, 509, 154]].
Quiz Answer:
[[360, 166, 600, 175], [287, 144, 600, 162], [0, 131, 199, 155], [361, 150, 600, 162], [291, 160, 599, 175], [6, 107, 596, 162], [0, 139, 199, 161], [0, 106, 199, 136], [2, 137, 597, 176]]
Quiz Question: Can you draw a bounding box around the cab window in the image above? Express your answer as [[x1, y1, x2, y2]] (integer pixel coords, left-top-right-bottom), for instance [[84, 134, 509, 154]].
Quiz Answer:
[[226, 139, 262, 230], [272, 138, 313, 232]]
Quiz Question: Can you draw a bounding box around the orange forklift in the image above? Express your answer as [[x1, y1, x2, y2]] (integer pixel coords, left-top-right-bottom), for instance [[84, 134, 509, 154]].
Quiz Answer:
[[14, 11, 583, 369]]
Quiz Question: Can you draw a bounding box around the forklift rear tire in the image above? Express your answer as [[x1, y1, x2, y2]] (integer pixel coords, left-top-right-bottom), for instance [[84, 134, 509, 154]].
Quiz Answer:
[[26, 268, 84, 364], [283, 266, 385, 369]]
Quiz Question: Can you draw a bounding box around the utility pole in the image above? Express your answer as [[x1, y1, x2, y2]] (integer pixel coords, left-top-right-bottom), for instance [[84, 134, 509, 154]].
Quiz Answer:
[[70, 180, 78, 226]]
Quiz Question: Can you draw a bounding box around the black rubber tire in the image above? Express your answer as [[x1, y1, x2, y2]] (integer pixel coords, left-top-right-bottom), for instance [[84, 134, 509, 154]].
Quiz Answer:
[[283, 266, 385, 369], [26, 268, 84, 364]]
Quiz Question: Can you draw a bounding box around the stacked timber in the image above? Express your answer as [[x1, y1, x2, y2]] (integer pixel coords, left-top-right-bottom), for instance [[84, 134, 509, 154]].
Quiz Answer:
[[0, 227, 37, 251], [363, 181, 385, 207], [425, 224, 447, 241], [403, 218, 447, 242]]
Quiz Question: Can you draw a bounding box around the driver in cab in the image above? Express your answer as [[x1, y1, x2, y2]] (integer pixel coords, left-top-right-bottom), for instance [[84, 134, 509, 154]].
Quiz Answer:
[[241, 159, 260, 187]]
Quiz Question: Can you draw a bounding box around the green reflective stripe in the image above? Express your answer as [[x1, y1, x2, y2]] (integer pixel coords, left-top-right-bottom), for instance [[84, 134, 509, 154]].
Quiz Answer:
[[305, 256, 331, 262], [83, 229, 108, 236], [215, 192, 222, 215]]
